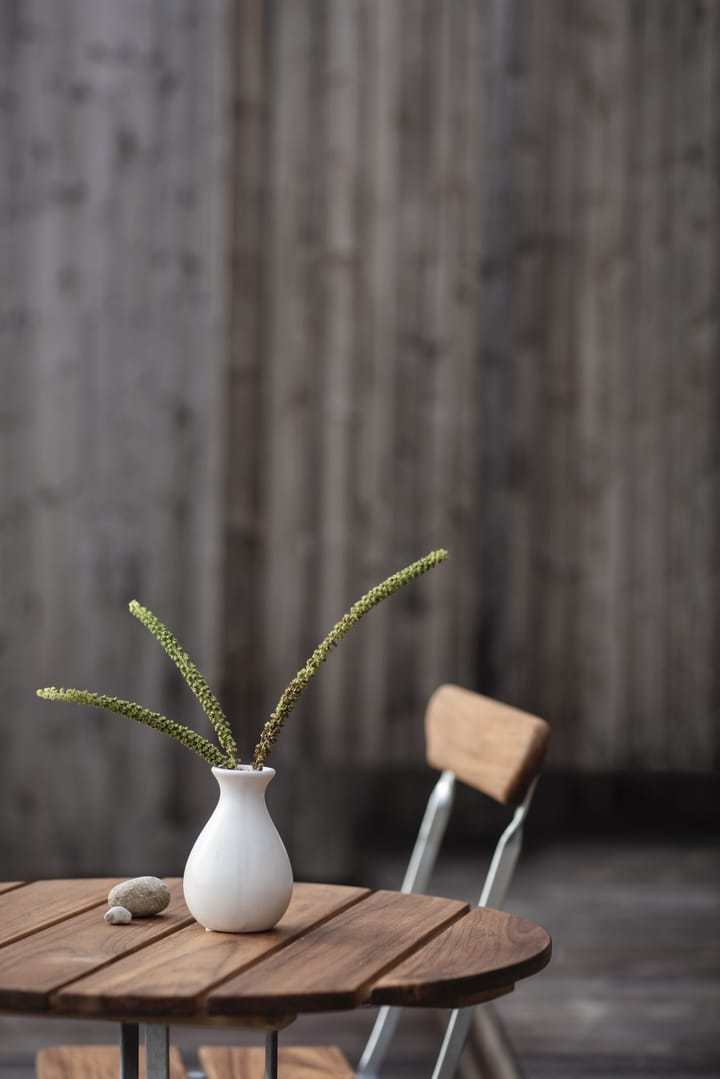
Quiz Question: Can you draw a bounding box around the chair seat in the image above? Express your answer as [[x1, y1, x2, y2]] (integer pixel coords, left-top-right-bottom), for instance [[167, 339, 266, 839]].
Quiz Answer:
[[198, 1045, 355, 1079], [36, 1043, 188, 1078]]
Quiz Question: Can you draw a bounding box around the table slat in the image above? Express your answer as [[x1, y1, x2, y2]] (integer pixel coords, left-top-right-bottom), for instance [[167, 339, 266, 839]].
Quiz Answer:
[[0, 879, 124, 948], [206, 890, 469, 1014], [0, 880, 192, 1011], [0, 883, 25, 896], [51, 883, 369, 1019], [370, 907, 552, 1007]]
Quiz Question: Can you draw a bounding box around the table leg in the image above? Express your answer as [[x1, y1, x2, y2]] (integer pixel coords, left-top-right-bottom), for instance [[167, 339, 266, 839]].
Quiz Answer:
[[145, 1023, 170, 1079], [265, 1029, 278, 1079], [119, 1023, 139, 1079]]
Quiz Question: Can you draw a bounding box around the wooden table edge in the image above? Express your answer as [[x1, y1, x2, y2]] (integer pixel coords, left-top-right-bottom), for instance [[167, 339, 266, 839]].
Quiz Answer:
[[0, 883, 26, 896], [1, 882, 553, 1028], [0, 1005, 299, 1031], [370, 935, 552, 1007]]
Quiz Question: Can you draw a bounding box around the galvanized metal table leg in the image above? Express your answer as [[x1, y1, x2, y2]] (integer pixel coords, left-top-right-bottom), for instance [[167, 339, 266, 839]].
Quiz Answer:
[[265, 1029, 278, 1079], [120, 1023, 139, 1079], [145, 1023, 170, 1079]]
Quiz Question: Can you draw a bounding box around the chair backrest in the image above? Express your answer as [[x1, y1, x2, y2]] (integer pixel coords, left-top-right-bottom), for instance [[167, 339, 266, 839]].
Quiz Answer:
[[358, 684, 550, 1079], [425, 683, 549, 807]]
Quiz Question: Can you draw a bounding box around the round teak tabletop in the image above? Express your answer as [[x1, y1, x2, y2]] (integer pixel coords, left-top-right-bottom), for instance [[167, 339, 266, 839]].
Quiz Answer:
[[0, 879, 551, 1027]]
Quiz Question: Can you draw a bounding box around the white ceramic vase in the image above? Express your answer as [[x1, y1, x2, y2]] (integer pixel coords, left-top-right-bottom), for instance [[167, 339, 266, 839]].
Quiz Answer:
[[182, 765, 293, 933]]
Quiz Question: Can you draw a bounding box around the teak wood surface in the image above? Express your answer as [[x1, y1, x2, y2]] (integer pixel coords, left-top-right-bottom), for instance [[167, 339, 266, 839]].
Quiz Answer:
[[36, 1044, 189, 1079], [425, 684, 550, 807], [0, 879, 551, 1030]]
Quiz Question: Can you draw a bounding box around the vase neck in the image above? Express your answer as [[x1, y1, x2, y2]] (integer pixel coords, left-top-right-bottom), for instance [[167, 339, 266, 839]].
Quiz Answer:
[[211, 765, 275, 796]]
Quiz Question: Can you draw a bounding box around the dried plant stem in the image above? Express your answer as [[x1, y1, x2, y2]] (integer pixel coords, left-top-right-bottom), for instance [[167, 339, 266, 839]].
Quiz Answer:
[[37, 551, 449, 773], [35, 688, 230, 767], [129, 600, 238, 764], [252, 548, 449, 769]]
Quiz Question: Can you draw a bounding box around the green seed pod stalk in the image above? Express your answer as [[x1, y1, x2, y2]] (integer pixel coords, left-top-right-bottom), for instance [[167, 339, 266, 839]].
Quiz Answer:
[[36, 549, 449, 771]]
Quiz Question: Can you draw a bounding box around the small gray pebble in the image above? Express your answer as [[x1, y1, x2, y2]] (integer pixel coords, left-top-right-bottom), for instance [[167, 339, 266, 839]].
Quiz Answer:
[[105, 905, 132, 925], [108, 876, 171, 917]]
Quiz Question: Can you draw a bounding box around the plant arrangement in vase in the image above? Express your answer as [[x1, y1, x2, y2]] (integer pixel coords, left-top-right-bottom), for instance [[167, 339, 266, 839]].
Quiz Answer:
[[37, 547, 448, 932], [37, 548, 448, 770]]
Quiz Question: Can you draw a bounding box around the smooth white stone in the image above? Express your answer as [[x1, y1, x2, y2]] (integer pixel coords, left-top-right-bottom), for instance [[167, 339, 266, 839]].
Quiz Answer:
[[107, 876, 171, 916], [104, 905, 132, 925]]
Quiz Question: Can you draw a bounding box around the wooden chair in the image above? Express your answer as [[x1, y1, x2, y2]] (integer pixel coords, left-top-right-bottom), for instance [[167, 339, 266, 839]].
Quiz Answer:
[[37, 684, 549, 1079], [200, 684, 550, 1079]]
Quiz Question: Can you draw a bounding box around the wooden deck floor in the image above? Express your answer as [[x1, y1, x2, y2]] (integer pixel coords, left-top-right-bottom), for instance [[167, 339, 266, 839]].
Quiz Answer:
[[1, 840, 718, 1077]]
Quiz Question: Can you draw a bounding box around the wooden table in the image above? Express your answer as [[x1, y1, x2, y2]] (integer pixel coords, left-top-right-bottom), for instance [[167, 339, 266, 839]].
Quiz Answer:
[[0, 878, 551, 1078]]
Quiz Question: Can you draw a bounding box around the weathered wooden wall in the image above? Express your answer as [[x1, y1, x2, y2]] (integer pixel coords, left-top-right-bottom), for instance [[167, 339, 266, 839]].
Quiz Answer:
[[222, 0, 720, 781], [222, 0, 487, 776], [0, 0, 230, 876], [0, 0, 718, 878], [500, 0, 720, 771]]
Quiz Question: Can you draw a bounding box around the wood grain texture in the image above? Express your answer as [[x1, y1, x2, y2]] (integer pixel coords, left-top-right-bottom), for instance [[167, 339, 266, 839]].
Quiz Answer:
[[5, 844, 716, 1079], [424, 684, 549, 806], [0, 0, 229, 881], [370, 907, 551, 1007], [206, 890, 469, 1015], [0, 879, 554, 1040], [199, 1045, 354, 1079], [51, 884, 368, 1018], [1, 0, 717, 888], [219, 0, 267, 738], [0, 881, 190, 1012], [0, 880, 121, 948], [36, 1044, 188, 1079], [497, 0, 719, 770], [0, 883, 24, 895], [250, 0, 491, 789]]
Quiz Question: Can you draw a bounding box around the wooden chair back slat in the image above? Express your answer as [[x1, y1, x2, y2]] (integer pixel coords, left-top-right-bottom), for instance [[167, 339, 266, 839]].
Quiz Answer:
[[425, 684, 550, 807]]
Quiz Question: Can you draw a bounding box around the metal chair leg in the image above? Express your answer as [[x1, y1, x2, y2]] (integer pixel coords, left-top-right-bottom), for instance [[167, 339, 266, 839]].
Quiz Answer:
[[120, 1023, 139, 1079], [146, 1023, 170, 1079], [464, 1005, 525, 1079]]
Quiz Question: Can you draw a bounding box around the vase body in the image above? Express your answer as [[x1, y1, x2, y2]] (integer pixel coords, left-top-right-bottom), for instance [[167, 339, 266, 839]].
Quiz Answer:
[[183, 765, 293, 933]]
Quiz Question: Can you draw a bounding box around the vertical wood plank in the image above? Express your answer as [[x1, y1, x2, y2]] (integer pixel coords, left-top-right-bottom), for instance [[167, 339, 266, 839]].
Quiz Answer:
[[353, 0, 401, 761], [262, 0, 324, 763], [420, 0, 474, 702], [504, 0, 552, 713], [450, 0, 490, 696], [624, 0, 674, 766], [476, 0, 519, 698], [529, 0, 581, 759], [664, 0, 719, 767], [220, 0, 268, 750], [315, 0, 360, 760], [572, 0, 629, 767], [382, 0, 436, 758]]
